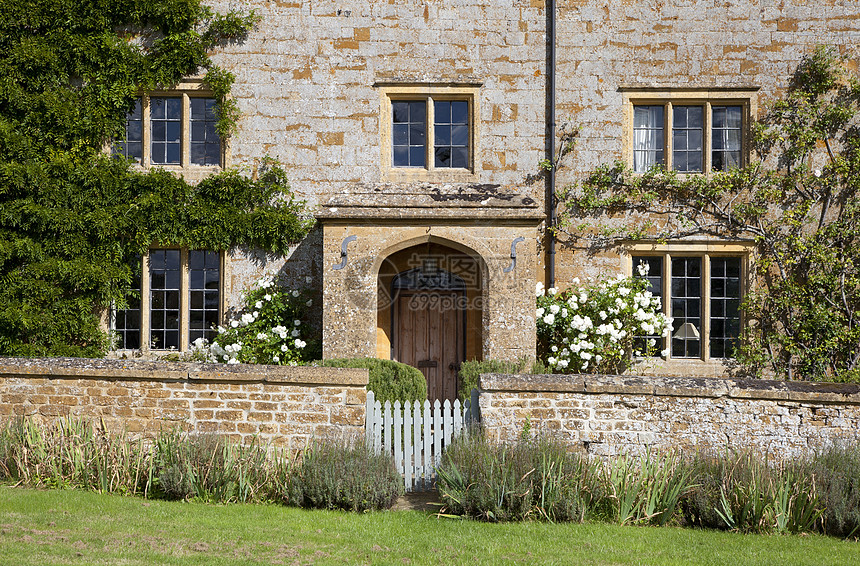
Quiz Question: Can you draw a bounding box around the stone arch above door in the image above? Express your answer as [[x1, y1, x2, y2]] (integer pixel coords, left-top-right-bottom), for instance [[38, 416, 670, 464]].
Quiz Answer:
[[317, 183, 544, 368]]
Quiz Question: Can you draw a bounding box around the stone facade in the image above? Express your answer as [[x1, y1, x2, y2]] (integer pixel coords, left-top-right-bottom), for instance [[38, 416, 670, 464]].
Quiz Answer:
[[118, 2, 860, 380], [479, 373, 860, 459], [0, 358, 367, 450]]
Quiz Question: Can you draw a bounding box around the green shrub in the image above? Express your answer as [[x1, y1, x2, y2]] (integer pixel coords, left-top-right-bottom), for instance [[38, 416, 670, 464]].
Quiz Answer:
[[154, 432, 280, 503], [804, 443, 860, 538], [322, 358, 426, 404], [287, 438, 403, 511], [457, 358, 540, 402], [437, 433, 598, 522], [681, 450, 822, 534], [0, 417, 152, 494]]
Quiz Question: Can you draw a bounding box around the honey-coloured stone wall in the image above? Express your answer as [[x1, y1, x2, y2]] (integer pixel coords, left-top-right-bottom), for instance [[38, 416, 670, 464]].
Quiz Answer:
[[0, 358, 368, 450], [479, 373, 860, 459]]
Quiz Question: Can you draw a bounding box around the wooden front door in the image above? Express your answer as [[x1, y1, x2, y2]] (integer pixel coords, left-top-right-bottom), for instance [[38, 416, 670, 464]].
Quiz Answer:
[[395, 291, 464, 403]]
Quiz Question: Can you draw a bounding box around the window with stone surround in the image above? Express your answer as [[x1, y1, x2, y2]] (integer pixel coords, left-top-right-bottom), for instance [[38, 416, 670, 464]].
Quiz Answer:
[[377, 84, 480, 181], [112, 249, 223, 352], [625, 243, 752, 361], [112, 81, 224, 174], [622, 88, 757, 174]]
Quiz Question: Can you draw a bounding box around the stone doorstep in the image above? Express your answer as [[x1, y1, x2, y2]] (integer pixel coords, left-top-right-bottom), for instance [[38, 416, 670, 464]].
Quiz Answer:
[[391, 489, 444, 512]]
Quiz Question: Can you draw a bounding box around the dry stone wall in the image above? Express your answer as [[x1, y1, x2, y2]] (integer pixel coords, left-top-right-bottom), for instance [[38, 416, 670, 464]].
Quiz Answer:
[[479, 373, 860, 459], [0, 358, 367, 450]]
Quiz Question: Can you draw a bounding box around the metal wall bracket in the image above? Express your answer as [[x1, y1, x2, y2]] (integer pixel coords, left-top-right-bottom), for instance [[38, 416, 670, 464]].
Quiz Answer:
[[332, 235, 357, 270], [503, 236, 526, 273]]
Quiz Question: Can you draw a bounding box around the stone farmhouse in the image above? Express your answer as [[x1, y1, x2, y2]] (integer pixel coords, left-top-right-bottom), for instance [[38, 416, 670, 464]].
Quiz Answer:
[[109, 1, 860, 402]]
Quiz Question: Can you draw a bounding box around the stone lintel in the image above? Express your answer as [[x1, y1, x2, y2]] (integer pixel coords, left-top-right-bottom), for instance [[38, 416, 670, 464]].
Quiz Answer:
[[317, 207, 545, 223]]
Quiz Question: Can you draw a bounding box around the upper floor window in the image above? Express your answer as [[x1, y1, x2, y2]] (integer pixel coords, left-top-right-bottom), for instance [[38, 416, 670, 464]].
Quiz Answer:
[[623, 88, 757, 174], [112, 249, 222, 351], [378, 83, 480, 182], [112, 84, 223, 173]]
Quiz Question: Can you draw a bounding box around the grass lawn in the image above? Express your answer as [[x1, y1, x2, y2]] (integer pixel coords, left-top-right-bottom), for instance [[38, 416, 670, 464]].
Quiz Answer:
[[1, 486, 858, 565]]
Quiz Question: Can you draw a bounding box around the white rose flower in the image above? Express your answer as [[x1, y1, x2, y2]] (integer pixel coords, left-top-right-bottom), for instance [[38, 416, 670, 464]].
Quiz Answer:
[[272, 355, 280, 363], [281, 344, 288, 352], [230, 320, 239, 328], [292, 290, 300, 297], [294, 319, 301, 326], [255, 301, 263, 309], [535, 282, 545, 297], [543, 313, 555, 325], [264, 294, 272, 301]]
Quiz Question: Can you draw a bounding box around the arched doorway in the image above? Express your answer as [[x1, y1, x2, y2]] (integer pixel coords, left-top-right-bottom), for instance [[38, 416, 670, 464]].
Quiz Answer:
[[377, 242, 483, 402]]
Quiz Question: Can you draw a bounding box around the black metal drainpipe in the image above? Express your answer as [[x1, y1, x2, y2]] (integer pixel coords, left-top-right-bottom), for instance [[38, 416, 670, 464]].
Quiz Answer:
[[547, 0, 557, 289]]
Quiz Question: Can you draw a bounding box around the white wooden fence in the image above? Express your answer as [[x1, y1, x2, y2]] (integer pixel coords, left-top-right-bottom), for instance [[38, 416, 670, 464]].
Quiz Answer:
[[365, 390, 480, 492]]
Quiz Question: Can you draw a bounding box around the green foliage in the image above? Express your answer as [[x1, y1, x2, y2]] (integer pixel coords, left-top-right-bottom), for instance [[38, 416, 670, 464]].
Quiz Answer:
[[804, 443, 860, 538], [0, 1, 311, 357], [680, 450, 824, 535], [194, 274, 320, 365], [153, 431, 282, 503], [457, 358, 536, 401], [322, 358, 427, 404], [0, 417, 402, 511], [287, 438, 403, 512], [0, 417, 287, 503], [554, 46, 860, 381], [437, 433, 598, 522]]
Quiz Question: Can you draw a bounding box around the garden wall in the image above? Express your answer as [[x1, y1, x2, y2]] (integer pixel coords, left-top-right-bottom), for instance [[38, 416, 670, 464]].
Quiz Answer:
[[0, 358, 367, 450], [478, 373, 860, 460]]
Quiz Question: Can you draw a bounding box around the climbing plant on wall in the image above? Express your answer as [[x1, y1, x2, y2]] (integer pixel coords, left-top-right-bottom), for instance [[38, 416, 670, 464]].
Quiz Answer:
[[0, 0, 313, 357], [551, 47, 860, 382]]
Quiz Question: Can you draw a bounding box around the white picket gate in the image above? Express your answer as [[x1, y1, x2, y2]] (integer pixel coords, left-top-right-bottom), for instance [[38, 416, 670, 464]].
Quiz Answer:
[[365, 389, 480, 492]]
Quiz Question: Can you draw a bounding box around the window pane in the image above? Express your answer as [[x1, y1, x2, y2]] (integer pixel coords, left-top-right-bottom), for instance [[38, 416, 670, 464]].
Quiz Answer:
[[434, 100, 469, 169], [710, 257, 742, 358], [392, 100, 426, 168], [633, 105, 664, 172], [190, 97, 221, 166], [189, 250, 221, 343], [672, 106, 703, 173], [150, 97, 182, 165], [712, 105, 742, 172], [671, 257, 702, 358], [150, 249, 181, 350]]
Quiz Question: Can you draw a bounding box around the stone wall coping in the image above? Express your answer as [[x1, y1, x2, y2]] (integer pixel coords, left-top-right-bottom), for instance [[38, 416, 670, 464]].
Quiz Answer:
[[0, 357, 368, 387], [478, 373, 860, 404]]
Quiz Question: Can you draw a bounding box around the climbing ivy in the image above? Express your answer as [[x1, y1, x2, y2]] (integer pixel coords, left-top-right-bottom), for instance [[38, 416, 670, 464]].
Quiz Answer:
[[0, 1, 313, 357], [552, 47, 860, 382]]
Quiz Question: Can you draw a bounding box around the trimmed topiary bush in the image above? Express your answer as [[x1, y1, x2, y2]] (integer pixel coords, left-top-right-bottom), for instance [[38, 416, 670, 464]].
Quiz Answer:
[[322, 358, 426, 404]]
